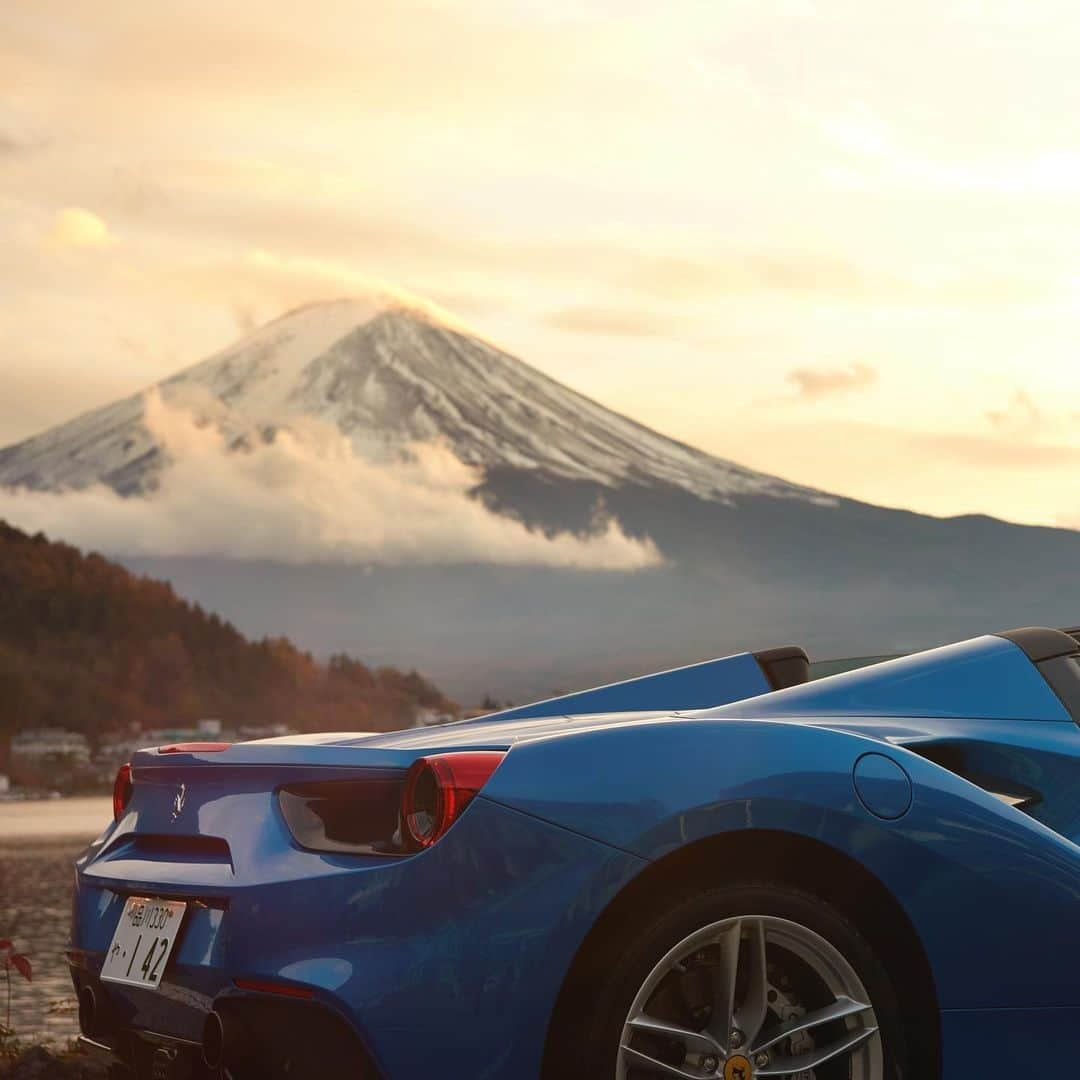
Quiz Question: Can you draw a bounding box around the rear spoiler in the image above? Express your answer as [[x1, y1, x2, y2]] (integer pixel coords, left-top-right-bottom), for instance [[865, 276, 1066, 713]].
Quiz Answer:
[[469, 646, 808, 724]]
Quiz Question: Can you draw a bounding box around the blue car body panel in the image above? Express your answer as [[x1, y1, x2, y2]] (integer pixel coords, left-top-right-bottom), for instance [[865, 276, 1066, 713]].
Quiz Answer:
[[69, 631, 1080, 1078], [474, 651, 772, 722], [482, 717, 1080, 1010]]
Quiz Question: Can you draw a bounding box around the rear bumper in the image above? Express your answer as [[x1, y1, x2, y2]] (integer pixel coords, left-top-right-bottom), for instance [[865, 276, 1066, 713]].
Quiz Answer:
[[70, 795, 645, 1079], [70, 992, 381, 1078]]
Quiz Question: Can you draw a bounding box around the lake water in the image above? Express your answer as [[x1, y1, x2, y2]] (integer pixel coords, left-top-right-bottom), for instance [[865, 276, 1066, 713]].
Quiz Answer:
[[1, 797, 112, 1044]]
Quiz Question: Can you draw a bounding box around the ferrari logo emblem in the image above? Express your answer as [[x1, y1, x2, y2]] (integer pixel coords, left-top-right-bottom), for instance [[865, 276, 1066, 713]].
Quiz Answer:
[[724, 1056, 752, 1080], [171, 782, 186, 821]]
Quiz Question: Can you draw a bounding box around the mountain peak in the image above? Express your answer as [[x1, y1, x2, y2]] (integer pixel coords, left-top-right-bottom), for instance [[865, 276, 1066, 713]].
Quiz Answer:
[[188, 290, 478, 396], [254, 287, 476, 340], [0, 294, 828, 506]]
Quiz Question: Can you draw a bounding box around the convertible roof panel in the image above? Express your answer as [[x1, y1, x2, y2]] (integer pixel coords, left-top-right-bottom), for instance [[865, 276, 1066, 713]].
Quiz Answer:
[[470, 648, 804, 724], [703, 633, 1075, 724]]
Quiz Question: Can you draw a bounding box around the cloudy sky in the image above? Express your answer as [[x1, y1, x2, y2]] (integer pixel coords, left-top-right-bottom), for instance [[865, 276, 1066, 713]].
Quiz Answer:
[[4, 0, 1080, 527]]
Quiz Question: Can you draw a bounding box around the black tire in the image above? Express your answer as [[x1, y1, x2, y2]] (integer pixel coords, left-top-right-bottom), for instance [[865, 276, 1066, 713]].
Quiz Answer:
[[544, 882, 909, 1080]]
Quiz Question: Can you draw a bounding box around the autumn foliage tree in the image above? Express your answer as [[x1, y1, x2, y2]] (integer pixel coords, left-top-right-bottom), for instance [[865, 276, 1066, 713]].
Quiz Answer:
[[0, 521, 457, 748]]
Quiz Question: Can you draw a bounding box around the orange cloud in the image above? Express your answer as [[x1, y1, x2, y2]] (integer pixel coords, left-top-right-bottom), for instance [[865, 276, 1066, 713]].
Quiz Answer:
[[542, 305, 677, 338], [785, 362, 877, 401], [985, 390, 1045, 438], [46, 207, 112, 249]]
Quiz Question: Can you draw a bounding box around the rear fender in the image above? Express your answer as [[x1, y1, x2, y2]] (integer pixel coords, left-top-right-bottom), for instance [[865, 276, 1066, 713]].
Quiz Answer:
[[482, 718, 1080, 1010]]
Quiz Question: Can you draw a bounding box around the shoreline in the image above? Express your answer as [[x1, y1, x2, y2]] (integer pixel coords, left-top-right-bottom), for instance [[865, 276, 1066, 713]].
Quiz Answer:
[[1, 804, 112, 1047], [0, 834, 97, 850], [0, 797, 111, 841]]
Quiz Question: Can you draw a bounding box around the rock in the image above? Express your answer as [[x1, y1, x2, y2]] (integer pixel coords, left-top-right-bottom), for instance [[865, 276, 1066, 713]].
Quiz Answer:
[[1, 1045, 110, 1079]]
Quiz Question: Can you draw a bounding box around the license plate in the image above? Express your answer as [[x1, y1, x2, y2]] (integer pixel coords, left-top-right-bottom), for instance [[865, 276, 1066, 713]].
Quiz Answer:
[[100, 897, 187, 989]]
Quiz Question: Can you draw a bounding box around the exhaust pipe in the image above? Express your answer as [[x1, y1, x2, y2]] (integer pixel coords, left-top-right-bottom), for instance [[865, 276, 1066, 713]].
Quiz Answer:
[[203, 1007, 253, 1070], [78, 985, 98, 1038], [202, 1009, 226, 1070]]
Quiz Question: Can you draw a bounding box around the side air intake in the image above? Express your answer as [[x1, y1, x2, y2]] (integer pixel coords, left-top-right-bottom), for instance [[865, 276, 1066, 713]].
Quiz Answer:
[[903, 740, 1043, 814]]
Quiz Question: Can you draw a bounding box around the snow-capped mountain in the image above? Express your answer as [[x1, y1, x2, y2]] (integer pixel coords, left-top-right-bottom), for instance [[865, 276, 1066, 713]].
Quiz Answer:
[[0, 296, 828, 505], [5, 292, 1080, 702]]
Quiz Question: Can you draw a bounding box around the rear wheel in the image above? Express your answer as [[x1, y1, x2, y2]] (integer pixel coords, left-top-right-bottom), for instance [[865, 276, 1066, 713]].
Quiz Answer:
[[546, 884, 907, 1080]]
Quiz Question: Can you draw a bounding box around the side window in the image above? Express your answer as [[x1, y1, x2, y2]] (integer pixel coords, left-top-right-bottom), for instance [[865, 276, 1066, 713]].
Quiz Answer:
[[808, 655, 899, 681]]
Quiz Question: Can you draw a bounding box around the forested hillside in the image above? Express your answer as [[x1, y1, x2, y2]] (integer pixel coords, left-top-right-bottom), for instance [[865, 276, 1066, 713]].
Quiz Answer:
[[0, 521, 456, 744]]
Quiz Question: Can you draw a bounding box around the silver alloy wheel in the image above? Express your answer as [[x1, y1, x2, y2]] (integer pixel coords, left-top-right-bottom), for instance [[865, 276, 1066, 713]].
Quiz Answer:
[[617, 915, 882, 1079]]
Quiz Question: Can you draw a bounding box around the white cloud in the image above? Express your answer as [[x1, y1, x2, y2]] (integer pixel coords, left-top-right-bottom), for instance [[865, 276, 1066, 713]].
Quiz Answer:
[[0, 393, 661, 570], [229, 249, 483, 339]]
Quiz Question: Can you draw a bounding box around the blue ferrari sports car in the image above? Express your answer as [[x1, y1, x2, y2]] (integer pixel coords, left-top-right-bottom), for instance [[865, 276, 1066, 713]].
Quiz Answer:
[[70, 626, 1080, 1080]]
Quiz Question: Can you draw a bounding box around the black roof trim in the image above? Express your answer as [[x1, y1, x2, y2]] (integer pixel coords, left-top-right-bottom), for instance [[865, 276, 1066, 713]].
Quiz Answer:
[[995, 627, 1080, 663], [754, 646, 810, 691]]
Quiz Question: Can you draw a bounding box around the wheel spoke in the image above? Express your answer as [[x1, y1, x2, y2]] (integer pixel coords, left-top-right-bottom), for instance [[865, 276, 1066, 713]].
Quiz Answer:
[[627, 1014, 725, 1058], [619, 914, 882, 1080], [734, 918, 769, 1048], [751, 994, 874, 1055], [620, 1044, 710, 1079], [755, 1023, 878, 1076], [705, 918, 742, 1044]]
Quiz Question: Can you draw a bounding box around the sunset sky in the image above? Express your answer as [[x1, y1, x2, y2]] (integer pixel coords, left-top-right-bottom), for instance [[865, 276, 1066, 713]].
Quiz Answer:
[[4, 1, 1080, 527]]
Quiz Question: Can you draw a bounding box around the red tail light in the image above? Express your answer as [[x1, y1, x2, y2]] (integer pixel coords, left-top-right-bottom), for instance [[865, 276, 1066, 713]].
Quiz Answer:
[[401, 751, 506, 850], [112, 763, 133, 821], [158, 742, 231, 754]]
